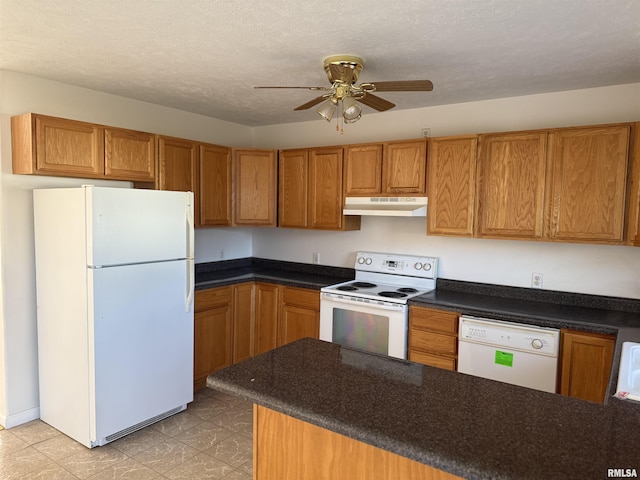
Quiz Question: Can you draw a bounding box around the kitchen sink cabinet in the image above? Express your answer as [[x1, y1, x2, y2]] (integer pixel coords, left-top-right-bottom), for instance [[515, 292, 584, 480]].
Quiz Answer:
[[427, 136, 478, 237], [194, 286, 234, 390], [278, 286, 320, 346], [233, 148, 277, 226], [11, 113, 156, 182], [559, 329, 615, 403], [547, 125, 630, 243], [254, 283, 280, 355], [344, 139, 427, 196], [408, 306, 460, 371], [476, 131, 548, 240], [279, 147, 360, 230]]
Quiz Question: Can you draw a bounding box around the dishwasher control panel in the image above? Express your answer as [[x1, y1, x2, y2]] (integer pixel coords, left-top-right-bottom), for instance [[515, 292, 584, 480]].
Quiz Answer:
[[459, 316, 560, 356]]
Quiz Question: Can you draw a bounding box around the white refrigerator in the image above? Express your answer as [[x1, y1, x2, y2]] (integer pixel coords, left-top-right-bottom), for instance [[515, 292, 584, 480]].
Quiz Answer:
[[33, 185, 195, 448]]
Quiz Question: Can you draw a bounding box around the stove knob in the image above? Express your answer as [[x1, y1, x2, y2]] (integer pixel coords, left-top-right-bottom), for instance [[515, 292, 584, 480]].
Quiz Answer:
[[414, 262, 422, 270], [531, 338, 544, 349], [423, 262, 432, 271], [357, 256, 365, 264], [365, 257, 372, 265]]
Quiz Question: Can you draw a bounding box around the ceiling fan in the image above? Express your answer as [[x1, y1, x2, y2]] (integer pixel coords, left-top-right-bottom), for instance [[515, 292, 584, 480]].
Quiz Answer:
[[254, 55, 433, 129]]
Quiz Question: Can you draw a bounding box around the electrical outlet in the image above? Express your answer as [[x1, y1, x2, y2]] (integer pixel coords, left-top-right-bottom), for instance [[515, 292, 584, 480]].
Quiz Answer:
[[421, 128, 431, 138], [218, 249, 225, 259], [312, 252, 320, 264], [531, 273, 543, 288]]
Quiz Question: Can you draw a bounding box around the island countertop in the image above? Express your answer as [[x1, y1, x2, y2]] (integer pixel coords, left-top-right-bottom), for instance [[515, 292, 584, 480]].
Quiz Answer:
[[207, 337, 640, 480]]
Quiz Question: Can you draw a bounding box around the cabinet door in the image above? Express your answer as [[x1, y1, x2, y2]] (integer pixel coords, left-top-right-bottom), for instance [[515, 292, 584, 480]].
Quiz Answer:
[[200, 143, 232, 226], [234, 149, 277, 226], [278, 287, 320, 346], [628, 123, 640, 246], [104, 127, 156, 182], [344, 143, 383, 195], [560, 330, 615, 403], [427, 136, 477, 236], [279, 149, 309, 228], [233, 283, 255, 363], [158, 136, 199, 225], [476, 132, 548, 239], [382, 139, 427, 194], [35, 115, 104, 177], [548, 125, 630, 243], [308, 147, 344, 229], [254, 283, 280, 355]]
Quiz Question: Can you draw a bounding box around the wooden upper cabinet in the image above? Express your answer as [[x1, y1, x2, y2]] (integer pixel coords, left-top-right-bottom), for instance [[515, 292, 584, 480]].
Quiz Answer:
[[547, 125, 630, 243], [627, 122, 640, 246], [427, 136, 478, 236], [344, 143, 383, 195], [383, 139, 427, 194], [104, 127, 155, 181], [476, 132, 548, 239], [309, 147, 346, 230], [12, 113, 156, 182], [279, 149, 309, 228], [158, 135, 199, 225], [233, 149, 277, 226], [199, 143, 232, 227], [344, 139, 427, 196]]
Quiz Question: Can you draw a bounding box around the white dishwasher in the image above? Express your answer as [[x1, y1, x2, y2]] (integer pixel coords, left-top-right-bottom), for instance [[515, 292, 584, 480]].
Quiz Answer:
[[457, 316, 560, 393]]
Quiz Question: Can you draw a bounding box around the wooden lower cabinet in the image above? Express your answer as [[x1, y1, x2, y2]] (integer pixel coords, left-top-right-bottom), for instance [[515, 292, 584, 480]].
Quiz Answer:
[[278, 286, 320, 346], [559, 329, 615, 403], [408, 306, 460, 371], [193, 287, 233, 390], [195, 282, 320, 389], [254, 405, 462, 480]]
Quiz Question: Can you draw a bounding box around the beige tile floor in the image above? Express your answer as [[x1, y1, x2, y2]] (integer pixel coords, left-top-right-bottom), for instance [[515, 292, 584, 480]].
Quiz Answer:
[[0, 389, 253, 480]]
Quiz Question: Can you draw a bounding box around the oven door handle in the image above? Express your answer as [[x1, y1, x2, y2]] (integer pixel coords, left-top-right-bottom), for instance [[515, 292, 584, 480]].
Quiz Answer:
[[321, 293, 406, 311]]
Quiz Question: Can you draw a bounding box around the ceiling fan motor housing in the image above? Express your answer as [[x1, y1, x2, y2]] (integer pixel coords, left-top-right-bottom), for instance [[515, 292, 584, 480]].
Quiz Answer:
[[323, 55, 364, 85]]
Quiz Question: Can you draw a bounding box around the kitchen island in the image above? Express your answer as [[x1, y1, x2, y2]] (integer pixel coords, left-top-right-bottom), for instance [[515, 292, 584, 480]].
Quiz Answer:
[[208, 337, 640, 480]]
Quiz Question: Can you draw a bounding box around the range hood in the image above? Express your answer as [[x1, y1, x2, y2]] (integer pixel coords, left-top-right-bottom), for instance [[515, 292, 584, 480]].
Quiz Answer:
[[343, 197, 428, 217]]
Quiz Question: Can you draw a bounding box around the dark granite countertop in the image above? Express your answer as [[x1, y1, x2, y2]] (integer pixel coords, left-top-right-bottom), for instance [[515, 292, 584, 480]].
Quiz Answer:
[[207, 338, 640, 480]]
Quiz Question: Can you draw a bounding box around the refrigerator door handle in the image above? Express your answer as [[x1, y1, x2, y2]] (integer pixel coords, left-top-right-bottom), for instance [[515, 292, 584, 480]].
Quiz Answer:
[[186, 259, 194, 312], [186, 193, 195, 259]]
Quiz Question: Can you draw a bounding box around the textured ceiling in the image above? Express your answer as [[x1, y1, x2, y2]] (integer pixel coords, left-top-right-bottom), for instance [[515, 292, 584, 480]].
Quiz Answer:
[[1, 0, 639, 127]]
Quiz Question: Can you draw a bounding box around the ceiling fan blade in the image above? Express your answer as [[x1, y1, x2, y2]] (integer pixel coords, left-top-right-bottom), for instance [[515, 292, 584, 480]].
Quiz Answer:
[[357, 93, 396, 112], [368, 80, 433, 92], [293, 96, 328, 111], [254, 86, 329, 91]]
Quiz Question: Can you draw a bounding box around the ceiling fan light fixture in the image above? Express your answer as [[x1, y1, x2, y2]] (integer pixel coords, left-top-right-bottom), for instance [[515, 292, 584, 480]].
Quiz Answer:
[[316, 99, 336, 122], [342, 95, 361, 123]]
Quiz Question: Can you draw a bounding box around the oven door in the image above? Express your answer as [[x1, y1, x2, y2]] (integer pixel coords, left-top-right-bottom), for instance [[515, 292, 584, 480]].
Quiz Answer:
[[320, 292, 408, 359]]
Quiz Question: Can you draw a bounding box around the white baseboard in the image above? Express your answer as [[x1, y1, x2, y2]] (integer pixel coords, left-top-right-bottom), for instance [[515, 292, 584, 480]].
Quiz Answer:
[[0, 406, 40, 429]]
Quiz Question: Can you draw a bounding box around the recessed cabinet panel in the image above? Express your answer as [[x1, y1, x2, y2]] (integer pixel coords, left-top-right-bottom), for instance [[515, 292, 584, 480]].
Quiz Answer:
[[104, 128, 156, 181], [234, 149, 277, 226], [427, 136, 477, 236], [476, 132, 547, 239], [279, 149, 309, 228], [548, 126, 630, 243], [344, 144, 383, 195], [200, 144, 232, 226], [382, 140, 427, 194], [36, 115, 104, 176]]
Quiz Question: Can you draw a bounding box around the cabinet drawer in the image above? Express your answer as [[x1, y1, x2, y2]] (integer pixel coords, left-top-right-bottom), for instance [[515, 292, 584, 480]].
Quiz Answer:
[[281, 286, 320, 310], [195, 286, 233, 312], [410, 330, 457, 356], [410, 307, 459, 334], [409, 350, 457, 371]]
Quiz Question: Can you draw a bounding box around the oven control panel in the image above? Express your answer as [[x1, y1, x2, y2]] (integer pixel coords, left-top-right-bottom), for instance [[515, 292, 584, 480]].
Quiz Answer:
[[355, 252, 438, 279]]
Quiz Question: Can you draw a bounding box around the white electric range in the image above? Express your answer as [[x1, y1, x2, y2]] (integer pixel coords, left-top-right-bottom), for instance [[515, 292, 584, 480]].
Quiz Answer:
[[320, 251, 438, 359]]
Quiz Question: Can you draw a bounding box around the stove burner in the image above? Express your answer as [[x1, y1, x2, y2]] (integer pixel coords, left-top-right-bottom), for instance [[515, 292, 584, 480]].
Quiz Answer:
[[336, 285, 358, 291], [351, 282, 377, 288], [379, 291, 408, 298], [397, 287, 419, 294]]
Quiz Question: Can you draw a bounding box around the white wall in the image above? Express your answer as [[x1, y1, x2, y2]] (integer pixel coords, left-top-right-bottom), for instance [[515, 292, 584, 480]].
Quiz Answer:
[[251, 83, 640, 299], [0, 71, 253, 427]]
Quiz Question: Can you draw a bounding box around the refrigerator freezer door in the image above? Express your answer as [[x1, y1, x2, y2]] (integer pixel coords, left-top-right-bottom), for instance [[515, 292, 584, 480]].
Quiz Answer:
[[86, 187, 194, 267], [88, 260, 193, 443]]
